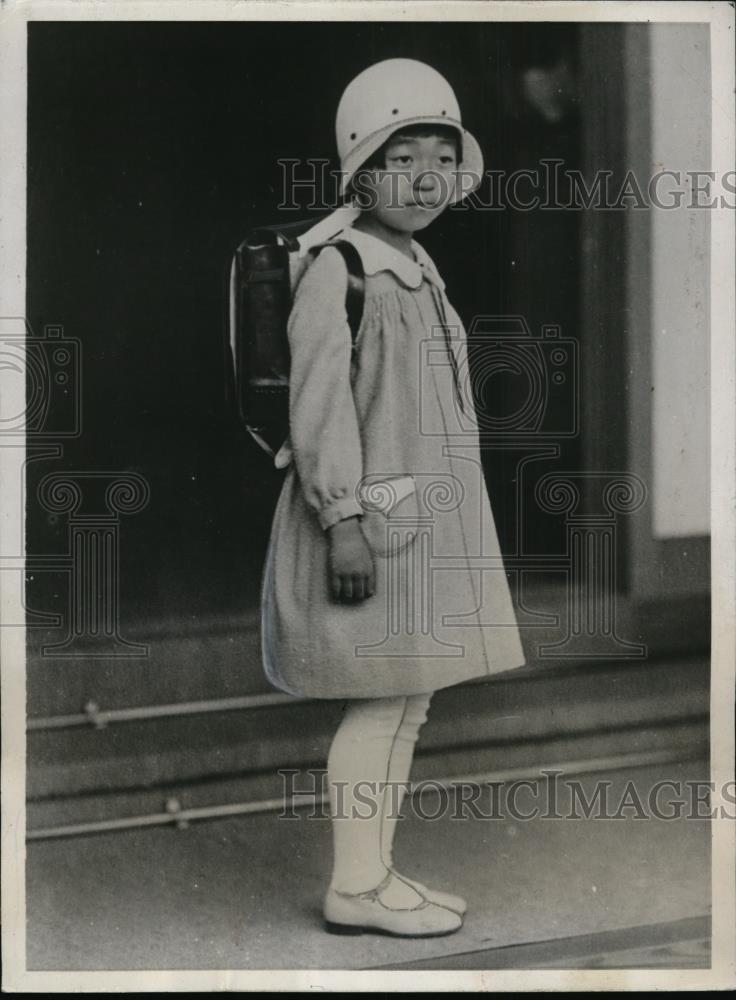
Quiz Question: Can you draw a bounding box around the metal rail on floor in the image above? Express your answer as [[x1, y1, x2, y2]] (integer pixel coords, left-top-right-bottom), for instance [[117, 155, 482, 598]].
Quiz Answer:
[[27, 691, 306, 731], [26, 653, 709, 732], [26, 745, 706, 842]]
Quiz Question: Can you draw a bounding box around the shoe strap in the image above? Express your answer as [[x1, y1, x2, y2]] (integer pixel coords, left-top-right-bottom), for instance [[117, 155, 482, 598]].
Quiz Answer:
[[335, 869, 431, 912], [334, 868, 394, 901]]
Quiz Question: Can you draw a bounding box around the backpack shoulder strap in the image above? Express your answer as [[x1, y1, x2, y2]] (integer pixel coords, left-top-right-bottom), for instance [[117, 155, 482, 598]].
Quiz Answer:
[[311, 238, 365, 345]]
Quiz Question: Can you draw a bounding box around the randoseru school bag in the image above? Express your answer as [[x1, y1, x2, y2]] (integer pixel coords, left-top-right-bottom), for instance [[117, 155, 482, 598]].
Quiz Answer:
[[227, 212, 365, 467]]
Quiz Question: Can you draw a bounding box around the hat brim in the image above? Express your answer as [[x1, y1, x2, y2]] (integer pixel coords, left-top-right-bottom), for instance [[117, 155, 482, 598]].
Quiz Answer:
[[339, 117, 484, 205]]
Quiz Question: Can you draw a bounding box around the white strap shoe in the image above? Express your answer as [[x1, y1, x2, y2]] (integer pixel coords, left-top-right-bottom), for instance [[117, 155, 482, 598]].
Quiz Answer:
[[324, 870, 463, 938], [388, 868, 467, 916]]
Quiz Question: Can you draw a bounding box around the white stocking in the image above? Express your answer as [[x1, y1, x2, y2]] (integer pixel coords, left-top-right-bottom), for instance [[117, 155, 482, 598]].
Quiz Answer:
[[326, 692, 433, 901], [380, 692, 433, 870]]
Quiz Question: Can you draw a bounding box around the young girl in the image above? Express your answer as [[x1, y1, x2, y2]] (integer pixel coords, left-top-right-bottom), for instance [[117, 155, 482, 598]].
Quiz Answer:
[[261, 58, 526, 937]]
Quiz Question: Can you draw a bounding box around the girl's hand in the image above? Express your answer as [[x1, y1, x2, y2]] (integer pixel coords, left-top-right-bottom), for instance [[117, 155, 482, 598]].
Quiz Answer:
[[326, 516, 376, 602]]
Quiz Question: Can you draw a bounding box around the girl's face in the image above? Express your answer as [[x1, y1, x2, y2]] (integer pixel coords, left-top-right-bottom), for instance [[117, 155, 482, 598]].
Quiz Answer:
[[353, 131, 459, 234]]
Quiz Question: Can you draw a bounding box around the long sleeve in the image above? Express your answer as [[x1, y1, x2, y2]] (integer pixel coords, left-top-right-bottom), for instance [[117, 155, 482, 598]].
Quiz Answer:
[[286, 246, 364, 531]]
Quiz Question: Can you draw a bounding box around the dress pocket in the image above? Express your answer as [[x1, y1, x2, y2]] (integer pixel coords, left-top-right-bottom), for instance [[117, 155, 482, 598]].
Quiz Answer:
[[357, 474, 420, 558]]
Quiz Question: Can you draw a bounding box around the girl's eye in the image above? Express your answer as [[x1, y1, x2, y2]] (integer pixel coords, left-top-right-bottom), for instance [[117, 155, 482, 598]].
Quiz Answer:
[[390, 155, 413, 165]]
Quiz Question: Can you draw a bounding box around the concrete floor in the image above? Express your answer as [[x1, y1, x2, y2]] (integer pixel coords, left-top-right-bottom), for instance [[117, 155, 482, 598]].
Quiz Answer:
[[26, 757, 710, 971]]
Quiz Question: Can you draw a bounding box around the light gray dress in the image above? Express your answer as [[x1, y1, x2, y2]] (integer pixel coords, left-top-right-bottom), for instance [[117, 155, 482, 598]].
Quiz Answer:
[[261, 226, 526, 699]]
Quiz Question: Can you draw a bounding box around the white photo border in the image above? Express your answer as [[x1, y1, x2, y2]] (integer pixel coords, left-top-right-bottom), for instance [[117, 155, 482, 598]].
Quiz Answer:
[[1, 0, 733, 992]]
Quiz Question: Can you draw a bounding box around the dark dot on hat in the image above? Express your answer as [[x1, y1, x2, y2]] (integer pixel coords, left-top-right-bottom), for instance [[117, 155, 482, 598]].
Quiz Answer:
[[441, 109, 447, 115], [392, 108, 398, 115], [350, 132, 356, 140]]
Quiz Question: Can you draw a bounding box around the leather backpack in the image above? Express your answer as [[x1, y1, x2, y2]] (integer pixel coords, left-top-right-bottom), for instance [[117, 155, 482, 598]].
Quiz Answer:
[[227, 215, 365, 463]]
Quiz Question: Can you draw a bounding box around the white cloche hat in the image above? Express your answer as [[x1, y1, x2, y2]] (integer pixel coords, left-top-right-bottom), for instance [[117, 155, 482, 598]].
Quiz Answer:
[[335, 58, 485, 205]]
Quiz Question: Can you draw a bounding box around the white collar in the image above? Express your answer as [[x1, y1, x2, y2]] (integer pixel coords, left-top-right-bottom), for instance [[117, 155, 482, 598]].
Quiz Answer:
[[335, 226, 446, 292]]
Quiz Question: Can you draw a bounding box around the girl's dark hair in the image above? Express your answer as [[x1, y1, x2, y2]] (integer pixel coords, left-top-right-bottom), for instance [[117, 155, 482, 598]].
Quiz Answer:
[[346, 123, 462, 199], [363, 123, 461, 169]]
